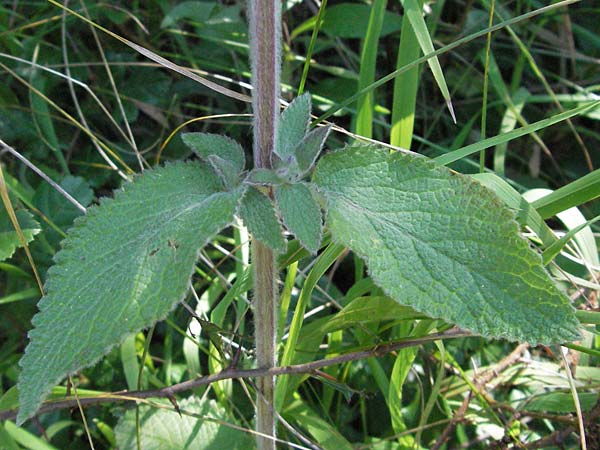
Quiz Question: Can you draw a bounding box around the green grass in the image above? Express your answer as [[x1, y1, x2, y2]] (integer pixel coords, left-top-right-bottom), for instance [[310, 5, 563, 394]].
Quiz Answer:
[[0, 1, 599, 449]]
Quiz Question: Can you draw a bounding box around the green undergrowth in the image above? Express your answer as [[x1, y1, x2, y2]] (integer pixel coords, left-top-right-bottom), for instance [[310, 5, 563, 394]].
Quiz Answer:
[[0, 1, 599, 449]]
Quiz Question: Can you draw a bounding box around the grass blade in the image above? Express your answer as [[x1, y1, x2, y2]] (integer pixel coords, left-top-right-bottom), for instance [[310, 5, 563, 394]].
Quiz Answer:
[[471, 173, 556, 247], [542, 214, 600, 265], [390, 0, 422, 149], [275, 243, 346, 411], [314, 0, 579, 125], [493, 88, 529, 176], [356, 0, 388, 138], [434, 101, 600, 166], [401, 0, 455, 122], [297, 0, 328, 95], [531, 167, 600, 219]]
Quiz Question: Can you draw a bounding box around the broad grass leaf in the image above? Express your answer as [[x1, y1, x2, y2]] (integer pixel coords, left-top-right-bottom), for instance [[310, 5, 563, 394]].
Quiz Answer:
[[239, 187, 286, 252], [17, 161, 242, 424], [275, 183, 322, 254], [0, 210, 40, 261], [114, 397, 253, 450], [529, 166, 600, 219], [276, 93, 311, 160], [313, 145, 580, 344]]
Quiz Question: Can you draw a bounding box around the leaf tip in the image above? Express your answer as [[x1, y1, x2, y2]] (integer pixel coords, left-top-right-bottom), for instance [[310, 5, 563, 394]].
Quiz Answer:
[[446, 99, 457, 124]]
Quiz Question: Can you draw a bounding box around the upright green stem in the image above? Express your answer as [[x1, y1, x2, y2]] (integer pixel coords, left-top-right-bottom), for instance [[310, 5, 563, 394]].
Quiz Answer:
[[248, 0, 281, 448], [252, 241, 277, 449]]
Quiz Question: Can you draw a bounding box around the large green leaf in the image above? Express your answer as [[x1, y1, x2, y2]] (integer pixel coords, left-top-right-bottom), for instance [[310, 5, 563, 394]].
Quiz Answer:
[[0, 209, 41, 261], [313, 145, 580, 344], [17, 161, 242, 424], [114, 397, 253, 450]]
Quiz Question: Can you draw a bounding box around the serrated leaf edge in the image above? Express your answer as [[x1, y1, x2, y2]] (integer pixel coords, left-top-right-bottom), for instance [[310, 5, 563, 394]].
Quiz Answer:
[[313, 145, 580, 345], [238, 186, 287, 252], [274, 182, 323, 255], [17, 161, 243, 424], [181, 132, 246, 173], [295, 124, 332, 177], [275, 93, 312, 159]]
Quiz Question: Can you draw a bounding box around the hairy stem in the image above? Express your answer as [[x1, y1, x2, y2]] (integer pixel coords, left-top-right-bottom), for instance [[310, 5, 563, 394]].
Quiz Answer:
[[253, 241, 277, 449], [248, 0, 281, 447]]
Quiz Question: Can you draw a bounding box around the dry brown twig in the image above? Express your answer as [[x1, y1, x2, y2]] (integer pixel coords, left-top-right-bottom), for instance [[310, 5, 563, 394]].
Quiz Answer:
[[0, 328, 469, 422]]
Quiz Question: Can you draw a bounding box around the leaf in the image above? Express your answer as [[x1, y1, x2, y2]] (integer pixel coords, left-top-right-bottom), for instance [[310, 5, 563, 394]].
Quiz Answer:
[[390, 0, 421, 149], [114, 397, 253, 450], [2, 421, 59, 450], [206, 155, 241, 189], [245, 168, 284, 185], [525, 392, 598, 414], [160, 1, 216, 28], [291, 3, 403, 39], [313, 145, 580, 344], [34, 175, 93, 228], [275, 183, 322, 254], [401, 0, 455, 121], [283, 400, 354, 450], [434, 101, 600, 166], [0, 209, 41, 261], [471, 173, 555, 247], [181, 133, 246, 175], [276, 243, 347, 410], [239, 187, 286, 252], [17, 161, 243, 424], [280, 295, 424, 405], [276, 93, 311, 160], [355, 0, 387, 139], [294, 125, 331, 175], [525, 188, 599, 268], [542, 214, 600, 266], [530, 167, 600, 219], [0, 422, 20, 450]]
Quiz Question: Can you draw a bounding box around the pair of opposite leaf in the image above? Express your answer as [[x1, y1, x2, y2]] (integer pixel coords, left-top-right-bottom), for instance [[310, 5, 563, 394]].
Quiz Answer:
[[183, 93, 331, 254], [17, 93, 580, 426]]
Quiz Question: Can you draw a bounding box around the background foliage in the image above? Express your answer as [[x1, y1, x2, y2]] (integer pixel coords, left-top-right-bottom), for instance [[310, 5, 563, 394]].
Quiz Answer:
[[0, 0, 599, 448]]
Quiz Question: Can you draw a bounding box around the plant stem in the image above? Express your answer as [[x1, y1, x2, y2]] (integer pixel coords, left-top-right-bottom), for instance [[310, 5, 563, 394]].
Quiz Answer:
[[253, 241, 277, 449], [248, 0, 281, 448]]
